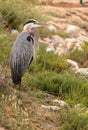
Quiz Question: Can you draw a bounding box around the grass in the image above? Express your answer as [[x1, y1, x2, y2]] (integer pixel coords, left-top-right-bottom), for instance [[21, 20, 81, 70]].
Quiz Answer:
[[0, 0, 47, 30], [59, 109, 88, 130], [27, 71, 88, 106], [0, 1, 88, 129], [28, 44, 70, 73], [0, 26, 12, 66], [68, 42, 88, 67], [39, 27, 69, 39]]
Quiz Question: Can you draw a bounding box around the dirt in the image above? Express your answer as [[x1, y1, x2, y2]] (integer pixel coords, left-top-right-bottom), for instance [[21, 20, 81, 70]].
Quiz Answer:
[[41, 2, 84, 8], [0, 2, 88, 130], [37, 3, 88, 32], [0, 70, 59, 130]]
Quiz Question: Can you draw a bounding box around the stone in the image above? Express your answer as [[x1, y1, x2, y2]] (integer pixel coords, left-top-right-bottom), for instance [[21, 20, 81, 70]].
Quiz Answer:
[[54, 47, 66, 56], [78, 35, 88, 43], [74, 103, 82, 109], [11, 29, 19, 35], [53, 99, 68, 107], [65, 38, 83, 52], [50, 35, 65, 47], [47, 24, 57, 31], [66, 59, 79, 70], [46, 47, 55, 52], [75, 68, 88, 77], [42, 37, 51, 44], [66, 24, 81, 37], [41, 105, 60, 111]]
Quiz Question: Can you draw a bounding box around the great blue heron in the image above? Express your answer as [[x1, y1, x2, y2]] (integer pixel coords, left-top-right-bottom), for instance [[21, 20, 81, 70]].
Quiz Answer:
[[10, 19, 46, 88]]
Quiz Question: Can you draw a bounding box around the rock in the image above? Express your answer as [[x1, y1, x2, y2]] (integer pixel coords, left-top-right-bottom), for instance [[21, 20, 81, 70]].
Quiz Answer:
[[73, 42, 83, 51], [80, 30, 88, 37], [65, 38, 83, 52], [66, 59, 79, 70], [53, 99, 69, 107], [65, 38, 76, 51], [44, 93, 54, 99], [43, 24, 88, 56], [11, 29, 19, 35], [50, 35, 65, 47], [65, 38, 77, 43], [78, 35, 88, 43], [74, 103, 82, 109], [54, 47, 66, 56], [66, 24, 88, 38], [41, 105, 60, 111], [47, 24, 57, 31], [66, 24, 81, 37], [42, 37, 51, 44], [75, 68, 88, 77], [46, 47, 55, 52]]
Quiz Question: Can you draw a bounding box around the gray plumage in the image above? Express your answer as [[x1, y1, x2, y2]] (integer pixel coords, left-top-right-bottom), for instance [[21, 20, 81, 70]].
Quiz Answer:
[[10, 32, 33, 84], [10, 19, 46, 85]]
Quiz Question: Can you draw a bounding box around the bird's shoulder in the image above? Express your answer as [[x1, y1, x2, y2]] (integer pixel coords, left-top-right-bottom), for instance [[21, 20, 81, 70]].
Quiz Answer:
[[14, 32, 33, 46]]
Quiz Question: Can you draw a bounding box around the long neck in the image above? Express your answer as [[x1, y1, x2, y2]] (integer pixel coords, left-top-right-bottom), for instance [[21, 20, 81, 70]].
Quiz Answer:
[[29, 28, 39, 60], [23, 24, 29, 32], [30, 28, 39, 44], [23, 25, 40, 59]]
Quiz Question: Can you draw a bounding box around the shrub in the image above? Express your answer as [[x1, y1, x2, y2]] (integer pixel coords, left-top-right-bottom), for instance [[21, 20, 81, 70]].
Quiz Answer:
[[0, 32, 12, 66], [60, 110, 88, 130], [39, 27, 69, 39], [26, 44, 88, 106], [26, 70, 88, 106], [29, 44, 70, 73], [68, 42, 88, 67], [68, 49, 85, 66], [0, 0, 46, 29]]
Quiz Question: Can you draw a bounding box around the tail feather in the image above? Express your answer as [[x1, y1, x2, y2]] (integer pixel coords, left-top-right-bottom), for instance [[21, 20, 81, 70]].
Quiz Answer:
[[11, 72, 21, 85]]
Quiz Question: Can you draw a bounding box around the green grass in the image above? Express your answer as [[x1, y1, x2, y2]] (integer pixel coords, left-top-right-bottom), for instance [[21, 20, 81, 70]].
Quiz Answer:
[[0, 1, 88, 129], [26, 71, 88, 106], [68, 42, 88, 67], [39, 27, 69, 39], [0, 27, 12, 66], [22, 44, 88, 107], [59, 109, 88, 130], [0, 0, 47, 30], [28, 44, 70, 73]]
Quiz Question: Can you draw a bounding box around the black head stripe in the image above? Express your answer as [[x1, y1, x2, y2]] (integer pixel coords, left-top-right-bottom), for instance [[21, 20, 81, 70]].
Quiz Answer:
[[27, 36, 34, 45], [24, 19, 37, 26]]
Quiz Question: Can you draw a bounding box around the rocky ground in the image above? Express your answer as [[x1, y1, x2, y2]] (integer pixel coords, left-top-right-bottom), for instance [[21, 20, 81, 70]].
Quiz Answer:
[[0, 2, 88, 130], [39, 4, 88, 77]]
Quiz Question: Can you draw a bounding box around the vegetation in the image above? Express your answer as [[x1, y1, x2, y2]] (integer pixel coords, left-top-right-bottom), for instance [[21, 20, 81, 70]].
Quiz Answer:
[[68, 42, 88, 67], [59, 109, 88, 130], [0, 0, 88, 130]]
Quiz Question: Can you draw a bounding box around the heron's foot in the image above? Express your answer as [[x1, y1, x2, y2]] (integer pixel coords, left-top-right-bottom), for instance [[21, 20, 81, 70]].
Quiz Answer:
[[17, 84, 21, 90], [12, 84, 21, 91]]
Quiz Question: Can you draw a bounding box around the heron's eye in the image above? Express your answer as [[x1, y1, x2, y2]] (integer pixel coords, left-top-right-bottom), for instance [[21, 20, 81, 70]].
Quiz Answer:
[[27, 36, 31, 41], [27, 36, 34, 45]]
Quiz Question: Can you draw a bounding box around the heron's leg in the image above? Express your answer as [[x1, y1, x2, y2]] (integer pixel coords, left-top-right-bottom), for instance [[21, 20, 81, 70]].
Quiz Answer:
[[14, 83, 21, 90], [18, 83, 21, 90]]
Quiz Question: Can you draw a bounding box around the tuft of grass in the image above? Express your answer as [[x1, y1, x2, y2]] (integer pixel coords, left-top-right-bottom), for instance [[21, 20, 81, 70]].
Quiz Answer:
[[26, 70, 88, 106], [0, 31, 12, 66], [29, 44, 70, 73], [68, 42, 88, 67], [59, 109, 88, 130], [68, 49, 85, 67], [0, 0, 46, 30], [39, 27, 69, 39], [24, 44, 88, 106]]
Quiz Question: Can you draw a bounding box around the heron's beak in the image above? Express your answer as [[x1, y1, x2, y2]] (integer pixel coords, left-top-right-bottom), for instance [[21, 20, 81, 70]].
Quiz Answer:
[[35, 22, 49, 27]]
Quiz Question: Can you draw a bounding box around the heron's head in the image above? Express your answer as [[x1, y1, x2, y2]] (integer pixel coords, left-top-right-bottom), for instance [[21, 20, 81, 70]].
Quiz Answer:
[[23, 19, 47, 32]]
